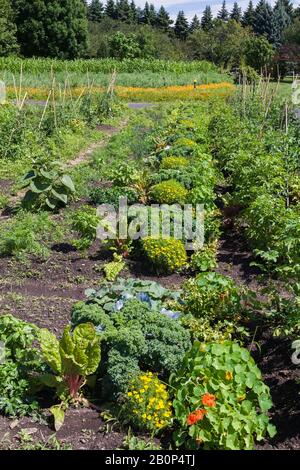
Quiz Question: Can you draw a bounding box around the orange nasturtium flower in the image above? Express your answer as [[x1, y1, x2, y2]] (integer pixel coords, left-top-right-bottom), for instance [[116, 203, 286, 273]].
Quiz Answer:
[[202, 393, 216, 408], [186, 409, 207, 426]]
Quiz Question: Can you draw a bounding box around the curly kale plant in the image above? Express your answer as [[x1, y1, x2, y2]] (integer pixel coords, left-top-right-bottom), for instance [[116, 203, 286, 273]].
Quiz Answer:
[[71, 299, 191, 397]]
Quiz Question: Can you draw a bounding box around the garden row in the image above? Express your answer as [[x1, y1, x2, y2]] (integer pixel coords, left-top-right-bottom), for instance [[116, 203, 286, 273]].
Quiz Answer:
[[0, 57, 219, 74], [0, 102, 279, 450], [209, 86, 300, 279]]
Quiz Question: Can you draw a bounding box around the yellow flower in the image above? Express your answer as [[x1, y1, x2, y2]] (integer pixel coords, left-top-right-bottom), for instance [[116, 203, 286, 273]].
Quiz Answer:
[[226, 371, 233, 381], [127, 392, 133, 397]]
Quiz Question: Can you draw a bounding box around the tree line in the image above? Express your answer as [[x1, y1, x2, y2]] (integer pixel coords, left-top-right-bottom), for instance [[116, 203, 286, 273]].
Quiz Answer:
[[0, 0, 300, 72]]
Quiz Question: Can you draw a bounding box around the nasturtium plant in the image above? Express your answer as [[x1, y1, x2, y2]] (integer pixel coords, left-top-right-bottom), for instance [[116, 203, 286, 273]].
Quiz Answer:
[[38, 323, 101, 430], [181, 272, 243, 321], [171, 341, 276, 450]]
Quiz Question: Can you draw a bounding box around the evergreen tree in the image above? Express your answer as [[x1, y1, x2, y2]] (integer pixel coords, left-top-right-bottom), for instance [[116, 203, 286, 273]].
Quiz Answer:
[[129, 1, 137, 22], [142, 2, 151, 24], [148, 4, 157, 26], [0, 0, 19, 56], [116, 0, 131, 23], [88, 0, 104, 22], [230, 2, 242, 23], [242, 0, 255, 27], [12, 0, 88, 58], [201, 6, 213, 31], [156, 6, 173, 33], [271, 0, 291, 46], [217, 1, 229, 22], [189, 15, 201, 33], [253, 0, 274, 42], [105, 0, 116, 19], [281, 0, 293, 18], [174, 10, 189, 40]]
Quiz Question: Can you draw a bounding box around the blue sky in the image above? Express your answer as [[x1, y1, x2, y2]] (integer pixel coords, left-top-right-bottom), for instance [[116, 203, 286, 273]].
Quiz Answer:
[[133, 0, 300, 21]]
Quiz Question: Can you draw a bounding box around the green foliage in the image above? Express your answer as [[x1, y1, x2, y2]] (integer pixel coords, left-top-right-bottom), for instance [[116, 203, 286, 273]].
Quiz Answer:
[[110, 161, 140, 187], [0, 56, 220, 75], [90, 186, 138, 207], [0, 211, 61, 260], [70, 205, 100, 250], [103, 253, 126, 281], [38, 323, 101, 429], [122, 430, 161, 450], [13, 0, 88, 59], [0, 0, 18, 56], [244, 35, 275, 71], [190, 242, 217, 273], [171, 341, 276, 450], [150, 180, 188, 205], [180, 315, 249, 344], [0, 314, 42, 417], [160, 156, 189, 170], [264, 283, 300, 337], [21, 157, 76, 211], [82, 277, 181, 314], [0, 191, 9, 209], [142, 237, 187, 274], [109, 32, 141, 59], [71, 296, 191, 397], [182, 272, 243, 321]]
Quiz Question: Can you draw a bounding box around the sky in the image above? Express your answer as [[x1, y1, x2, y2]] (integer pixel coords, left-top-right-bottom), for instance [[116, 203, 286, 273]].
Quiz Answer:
[[132, 0, 300, 21]]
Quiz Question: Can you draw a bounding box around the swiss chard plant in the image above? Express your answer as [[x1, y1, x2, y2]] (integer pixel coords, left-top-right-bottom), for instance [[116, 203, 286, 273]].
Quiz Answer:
[[38, 323, 101, 430]]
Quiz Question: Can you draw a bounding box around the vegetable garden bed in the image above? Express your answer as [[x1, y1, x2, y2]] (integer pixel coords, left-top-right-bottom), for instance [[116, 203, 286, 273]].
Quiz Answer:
[[0, 84, 299, 451]]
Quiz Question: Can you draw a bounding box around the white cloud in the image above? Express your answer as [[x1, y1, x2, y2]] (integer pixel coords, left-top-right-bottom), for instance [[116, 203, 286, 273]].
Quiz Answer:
[[133, 0, 300, 21]]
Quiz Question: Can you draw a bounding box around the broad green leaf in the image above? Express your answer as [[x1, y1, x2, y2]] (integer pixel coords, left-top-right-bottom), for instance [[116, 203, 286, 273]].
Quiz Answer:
[[61, 175, 75, 193], [51, 189, 68, 204], [50, 405, 65, 432], [45, 197, 56, 209], [267, 423, 277, 438], [39, 373, 62, 388], [39, 329, 62, 374]]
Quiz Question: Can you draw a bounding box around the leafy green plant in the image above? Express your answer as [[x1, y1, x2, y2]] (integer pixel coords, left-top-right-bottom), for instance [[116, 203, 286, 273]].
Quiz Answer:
[[0, 191, 9, 210], [21, 156, 75, 210], [38, 323, 101, 430], [181, 272, 243, 321], [70, 206, 101, 250], [71, 298, 191, 397], [161, 157, 189, 170], [171, 341, 276, 450], [90, 186, 138, 207], [263, 283, 300, 337], [103, 253, 126, 281], [142, 237, 187, 274], [122, 429, 161, 450], [82, 277, 181, 314], [0, 211, 62, 260], [150, 180, 188, 205], [190, 242, 217, 273], [0, 314, 43, 417]]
